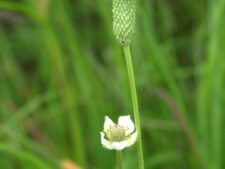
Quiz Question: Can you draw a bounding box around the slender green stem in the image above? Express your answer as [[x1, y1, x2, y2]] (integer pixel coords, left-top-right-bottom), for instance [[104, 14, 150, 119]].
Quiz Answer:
[[116, 151, 123, 169], [123, 44, 145, 169]]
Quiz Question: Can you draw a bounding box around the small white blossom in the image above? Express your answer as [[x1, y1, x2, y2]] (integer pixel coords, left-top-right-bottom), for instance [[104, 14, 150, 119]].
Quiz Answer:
[[100, 115, 137, 150]]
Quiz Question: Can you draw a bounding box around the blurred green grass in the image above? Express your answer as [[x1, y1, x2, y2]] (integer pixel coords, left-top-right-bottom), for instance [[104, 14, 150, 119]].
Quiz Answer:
[[0, 0, 224, 169]]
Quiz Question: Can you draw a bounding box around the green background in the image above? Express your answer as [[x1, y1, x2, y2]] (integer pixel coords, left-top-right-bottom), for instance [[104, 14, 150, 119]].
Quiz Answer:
[[0, 0, 224, 169]]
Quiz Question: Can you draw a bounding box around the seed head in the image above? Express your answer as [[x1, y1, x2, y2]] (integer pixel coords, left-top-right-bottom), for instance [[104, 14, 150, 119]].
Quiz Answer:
[[112, 0, 136, 45]]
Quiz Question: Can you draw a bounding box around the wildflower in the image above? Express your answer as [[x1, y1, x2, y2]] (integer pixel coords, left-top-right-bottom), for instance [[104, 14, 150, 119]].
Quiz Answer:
[[100, 115, 137, 150]]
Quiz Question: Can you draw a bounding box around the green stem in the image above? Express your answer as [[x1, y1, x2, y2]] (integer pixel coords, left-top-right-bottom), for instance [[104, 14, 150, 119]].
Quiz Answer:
[[123, 44, 145, 169], [116, 151, 123, 169]]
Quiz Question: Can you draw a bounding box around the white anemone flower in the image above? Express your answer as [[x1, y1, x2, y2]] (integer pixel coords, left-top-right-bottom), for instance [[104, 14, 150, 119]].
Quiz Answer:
[[100, 115, 137, 150]]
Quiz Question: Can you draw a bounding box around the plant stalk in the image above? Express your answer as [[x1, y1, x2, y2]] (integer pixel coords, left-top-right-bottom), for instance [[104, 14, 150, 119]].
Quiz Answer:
[[116, 151, 123, 169], [123, 44, 145, 169]]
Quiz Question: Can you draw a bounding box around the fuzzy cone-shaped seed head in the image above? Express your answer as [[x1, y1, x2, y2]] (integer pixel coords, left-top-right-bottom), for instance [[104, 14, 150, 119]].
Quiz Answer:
[[112, 0, 136, 45]]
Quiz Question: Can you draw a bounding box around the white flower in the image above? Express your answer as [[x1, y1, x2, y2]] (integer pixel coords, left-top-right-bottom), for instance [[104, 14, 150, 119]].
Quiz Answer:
[[100, 115, 137, 150]]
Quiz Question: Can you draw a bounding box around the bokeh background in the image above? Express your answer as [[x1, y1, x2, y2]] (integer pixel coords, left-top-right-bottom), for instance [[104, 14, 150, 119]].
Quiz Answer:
[[0, 0, 224, 169]]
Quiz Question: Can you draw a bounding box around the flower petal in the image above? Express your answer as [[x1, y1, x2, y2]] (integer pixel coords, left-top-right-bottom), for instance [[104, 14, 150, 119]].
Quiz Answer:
[[118, 115, 134, 134], [127, 132, 137, 147], [111, 141, 128, 150], [104, 116, 114, 132], [100, 132, 113, 150]]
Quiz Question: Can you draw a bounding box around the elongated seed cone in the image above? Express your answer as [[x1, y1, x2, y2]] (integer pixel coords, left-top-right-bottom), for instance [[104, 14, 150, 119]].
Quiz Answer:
[[112, 0, 136, 45]]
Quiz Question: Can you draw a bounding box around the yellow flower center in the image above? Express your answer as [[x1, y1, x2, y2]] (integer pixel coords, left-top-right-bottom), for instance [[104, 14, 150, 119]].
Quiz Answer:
[[106, 125, 126, 142]]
